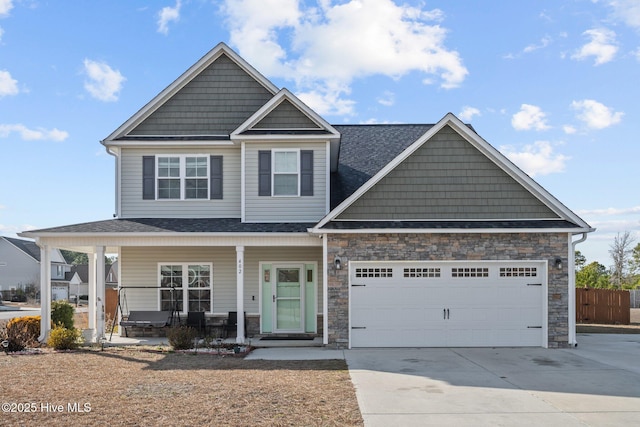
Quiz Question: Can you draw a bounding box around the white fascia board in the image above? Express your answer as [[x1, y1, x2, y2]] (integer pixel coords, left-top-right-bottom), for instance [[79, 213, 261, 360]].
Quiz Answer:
[[231, 88, 341, 141], [102, 42, 279, 145], [104, 140, 235, 147], [308, 227, 594, 234], [315, 112, 592, 231]]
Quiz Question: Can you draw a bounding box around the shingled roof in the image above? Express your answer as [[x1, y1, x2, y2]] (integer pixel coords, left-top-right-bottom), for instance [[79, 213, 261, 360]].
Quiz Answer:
[[23, 218, 316, 234], [1, 236, 41, 261], [331, 124, 434, 208]]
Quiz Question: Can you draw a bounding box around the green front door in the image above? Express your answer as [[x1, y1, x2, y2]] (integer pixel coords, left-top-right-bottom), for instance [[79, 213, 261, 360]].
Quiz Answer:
[[274, 266, 303, 332]]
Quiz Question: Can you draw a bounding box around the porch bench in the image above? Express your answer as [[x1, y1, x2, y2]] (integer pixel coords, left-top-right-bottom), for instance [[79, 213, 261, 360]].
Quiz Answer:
[[120, 311, 172, 337]]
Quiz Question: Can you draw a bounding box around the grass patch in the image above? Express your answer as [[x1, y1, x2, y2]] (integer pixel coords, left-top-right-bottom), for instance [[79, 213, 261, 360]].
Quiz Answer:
[[0, 347, 362, 426]]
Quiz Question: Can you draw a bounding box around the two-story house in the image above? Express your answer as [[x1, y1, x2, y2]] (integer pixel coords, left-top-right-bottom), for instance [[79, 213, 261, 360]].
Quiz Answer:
[[21, 43, 593, 348], [0, 236, 71, 301]]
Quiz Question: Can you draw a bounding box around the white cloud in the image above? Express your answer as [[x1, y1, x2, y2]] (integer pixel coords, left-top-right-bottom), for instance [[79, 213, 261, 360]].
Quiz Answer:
[[0, 70, 19, 97], [523, 35, 552, 53], [511, 104, 550, 131], [459, 106, 481, 121], [577, 206, 640, 216], [377, 91, 394, 107], [0, 0, 13, 17], [157, 0, 181, 35], [222, 0, 467, 116], [572, 28, 618, 65], [562, 124, 577, 134], [83, 59, 126, 102], [0, 124, 69, 141], [571, 99, 623, 129], [604, 0, 640, 29], [501, 141, 569, 177]]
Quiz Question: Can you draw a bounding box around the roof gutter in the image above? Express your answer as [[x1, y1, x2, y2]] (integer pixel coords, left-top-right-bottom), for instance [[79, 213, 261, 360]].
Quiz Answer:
[[308, 227, 595, 234]]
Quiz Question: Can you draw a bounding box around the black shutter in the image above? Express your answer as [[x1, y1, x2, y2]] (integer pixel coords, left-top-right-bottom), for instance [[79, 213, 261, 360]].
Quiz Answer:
[[142, 156, 155, 200], [258, 150, 271, 196], [210, 155, 223, 199], [300, 150, 313, 196]]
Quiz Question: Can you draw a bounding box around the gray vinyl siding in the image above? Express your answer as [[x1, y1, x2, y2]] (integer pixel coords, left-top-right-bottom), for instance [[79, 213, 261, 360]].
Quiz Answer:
[[337, 125, 559, 220], [0, 240, 39, 290], [120, 147, 241, 218], [244, 142, 328, 222], [253, 100, 320, 129], [120, 246, 323, 314], [129, 54, 274, 136]]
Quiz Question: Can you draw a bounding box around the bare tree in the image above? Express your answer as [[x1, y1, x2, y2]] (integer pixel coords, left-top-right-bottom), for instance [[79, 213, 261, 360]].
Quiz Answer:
[[609, 231, 635, 288]]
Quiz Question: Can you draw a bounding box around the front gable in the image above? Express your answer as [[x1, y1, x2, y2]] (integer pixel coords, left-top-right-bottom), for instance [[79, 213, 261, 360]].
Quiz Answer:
[[102, 43, 279, 143], [316, 113, 592, 231], [128, 53, 275, 137], [253, 99, 321, 129], [337, 124, 558, 220], [231, 89, 340, 140]]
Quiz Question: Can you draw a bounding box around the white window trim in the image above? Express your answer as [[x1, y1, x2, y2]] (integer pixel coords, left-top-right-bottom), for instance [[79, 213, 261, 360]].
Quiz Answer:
[[157, 262, 213, 314], [271, 148, 300, 197], [156, 154, 209, 200]]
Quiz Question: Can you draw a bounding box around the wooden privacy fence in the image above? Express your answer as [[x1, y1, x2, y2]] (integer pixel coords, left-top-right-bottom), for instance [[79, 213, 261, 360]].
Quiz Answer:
[[576, 287, 630, 325], [105, 288, 118, 323]]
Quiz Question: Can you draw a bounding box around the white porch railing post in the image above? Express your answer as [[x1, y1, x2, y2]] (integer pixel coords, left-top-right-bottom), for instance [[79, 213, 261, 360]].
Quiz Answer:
[[236, 246, 245, 344], [38, 244, 51, 342]]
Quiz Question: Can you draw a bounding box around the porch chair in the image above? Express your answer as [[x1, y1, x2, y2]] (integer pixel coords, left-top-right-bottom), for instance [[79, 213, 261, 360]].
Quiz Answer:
[[186, 311, 206, 336], [222, 311, 247, 339]]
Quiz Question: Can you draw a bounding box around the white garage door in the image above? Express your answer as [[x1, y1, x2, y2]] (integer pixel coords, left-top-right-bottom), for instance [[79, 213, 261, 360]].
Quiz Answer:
[[52, 285, 68, 302], [350, 261, 546, 348]]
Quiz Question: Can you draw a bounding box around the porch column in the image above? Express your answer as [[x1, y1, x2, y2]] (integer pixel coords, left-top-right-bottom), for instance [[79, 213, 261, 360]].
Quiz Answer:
[[38, 244, 51, 342], [236, 245, 245, 343], [88, 251, 96, 339], [322, 234, 328, 345], [94, 246, 106, 341]]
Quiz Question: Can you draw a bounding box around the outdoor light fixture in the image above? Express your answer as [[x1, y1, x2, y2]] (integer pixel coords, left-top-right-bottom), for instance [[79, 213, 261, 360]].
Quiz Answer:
[[334, 256, 342, 270], [554, 257, 563, 269]]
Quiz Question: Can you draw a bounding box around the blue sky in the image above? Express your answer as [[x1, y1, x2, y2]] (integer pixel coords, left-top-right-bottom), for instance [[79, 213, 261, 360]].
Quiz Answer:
[[0, 0, 638, 266]]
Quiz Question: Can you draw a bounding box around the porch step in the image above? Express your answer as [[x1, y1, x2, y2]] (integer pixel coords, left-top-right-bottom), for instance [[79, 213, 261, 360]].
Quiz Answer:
[[252, 334, 323, 348]]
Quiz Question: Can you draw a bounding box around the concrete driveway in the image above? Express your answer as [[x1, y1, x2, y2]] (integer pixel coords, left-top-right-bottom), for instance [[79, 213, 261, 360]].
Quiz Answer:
[[346, 334, 640, 426]]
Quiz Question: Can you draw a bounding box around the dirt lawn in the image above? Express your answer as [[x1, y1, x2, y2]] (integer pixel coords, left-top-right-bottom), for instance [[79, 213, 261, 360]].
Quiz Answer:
[[0, 347, 363, 427]]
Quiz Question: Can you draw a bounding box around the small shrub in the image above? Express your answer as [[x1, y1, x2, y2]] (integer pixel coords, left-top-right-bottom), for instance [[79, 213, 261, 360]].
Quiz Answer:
[[51, 300, 75, 330], [3, 316, 41, 352], [167, 325, 197, 350], [47, 326, 82, 350]]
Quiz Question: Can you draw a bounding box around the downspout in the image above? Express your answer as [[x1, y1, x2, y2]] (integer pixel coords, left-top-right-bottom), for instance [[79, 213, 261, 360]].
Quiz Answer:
[[105, 145, 120, 218], [569, 232, 588, 347]]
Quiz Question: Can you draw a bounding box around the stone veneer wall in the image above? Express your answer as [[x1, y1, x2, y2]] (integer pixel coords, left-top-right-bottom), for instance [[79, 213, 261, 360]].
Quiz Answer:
[[326, 233, 569, 349]]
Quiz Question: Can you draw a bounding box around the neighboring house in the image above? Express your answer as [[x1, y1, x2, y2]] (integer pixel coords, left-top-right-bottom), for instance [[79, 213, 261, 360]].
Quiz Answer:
[[0, 236, 71, 301], [21, 43, 594, 347], [106, 261, 118, 288], [67, 262, 118, 303]]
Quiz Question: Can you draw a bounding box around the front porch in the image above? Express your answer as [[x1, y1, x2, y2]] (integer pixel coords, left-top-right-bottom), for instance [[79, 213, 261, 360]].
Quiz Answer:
[[27, 228, 327, 346]]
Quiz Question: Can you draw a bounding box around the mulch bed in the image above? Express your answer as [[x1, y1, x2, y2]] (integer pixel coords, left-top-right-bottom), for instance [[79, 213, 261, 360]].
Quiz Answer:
[[0, 346, 363, 426]]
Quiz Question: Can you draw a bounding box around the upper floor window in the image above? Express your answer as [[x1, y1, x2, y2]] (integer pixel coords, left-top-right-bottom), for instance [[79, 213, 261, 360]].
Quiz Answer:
[[143, 155, 223, 201], [157, 155, 208, 200], [273, 150, 299, 196], [258, 149, 313, 197]]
